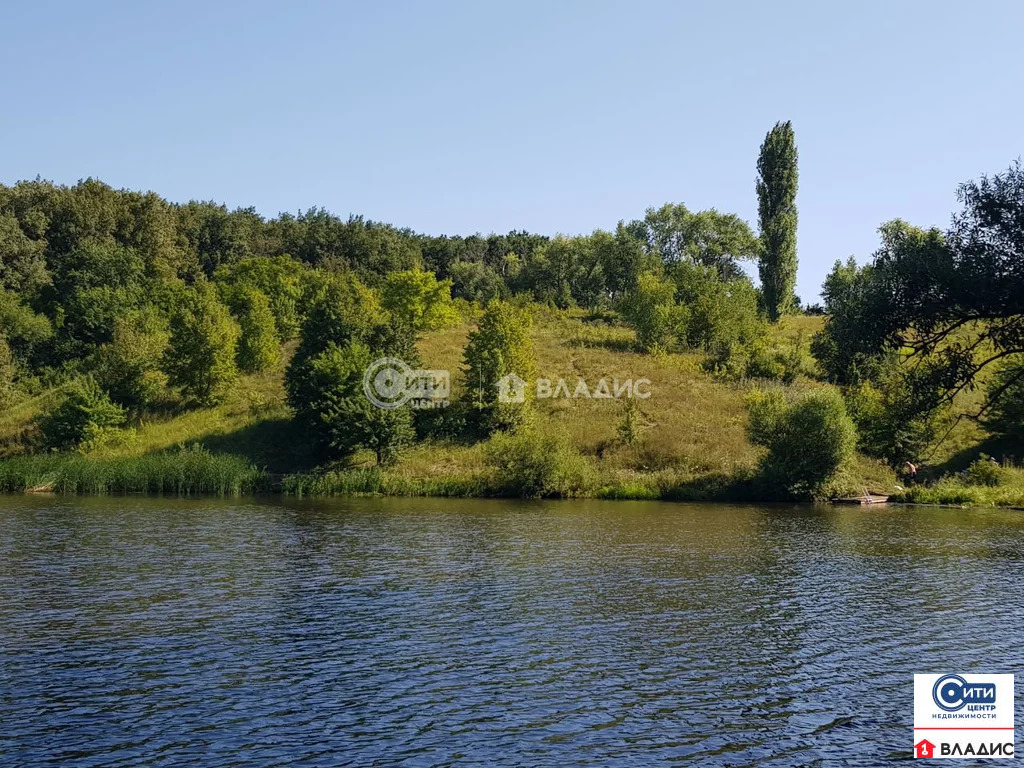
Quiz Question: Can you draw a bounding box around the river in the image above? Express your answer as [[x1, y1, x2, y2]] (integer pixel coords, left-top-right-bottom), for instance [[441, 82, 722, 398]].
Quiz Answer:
[[0, 496, 1020, 766]]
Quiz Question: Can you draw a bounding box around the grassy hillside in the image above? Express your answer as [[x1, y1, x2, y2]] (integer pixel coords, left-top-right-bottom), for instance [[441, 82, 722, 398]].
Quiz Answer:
[[1, 309, 909, 499]]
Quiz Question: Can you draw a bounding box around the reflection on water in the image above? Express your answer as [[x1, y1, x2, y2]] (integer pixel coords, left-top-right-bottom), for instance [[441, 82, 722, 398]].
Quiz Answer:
[[1, 496, 1021, 766]]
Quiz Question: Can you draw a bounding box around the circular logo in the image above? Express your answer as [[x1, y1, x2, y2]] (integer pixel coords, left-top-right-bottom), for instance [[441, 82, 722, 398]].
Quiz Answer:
[[932, 674, 969, 711], [362, 357, 414, 410]]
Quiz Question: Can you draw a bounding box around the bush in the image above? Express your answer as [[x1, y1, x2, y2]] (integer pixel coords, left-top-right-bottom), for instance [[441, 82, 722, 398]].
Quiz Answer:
[[485, 425, 596, 498], [747, 387, 857, 499], [37, 377, 126, 451], [965, 455, 1004, 487], [673, 263, 762, 352], [414, 400, 469, 441], [616, 398, 642, 445]]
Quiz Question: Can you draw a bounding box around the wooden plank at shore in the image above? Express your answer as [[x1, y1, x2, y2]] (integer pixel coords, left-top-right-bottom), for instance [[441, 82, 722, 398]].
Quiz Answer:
[[833, 495, 890, 505]]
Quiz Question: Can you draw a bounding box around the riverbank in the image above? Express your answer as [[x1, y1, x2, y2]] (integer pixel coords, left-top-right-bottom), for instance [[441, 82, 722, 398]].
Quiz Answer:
[[2, 449, 1023, 507], [5, 310, 1021, 505]]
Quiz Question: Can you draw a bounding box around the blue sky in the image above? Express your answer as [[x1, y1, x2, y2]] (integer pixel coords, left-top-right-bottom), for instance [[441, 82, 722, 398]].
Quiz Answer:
[[2, 0, 1021, 300]]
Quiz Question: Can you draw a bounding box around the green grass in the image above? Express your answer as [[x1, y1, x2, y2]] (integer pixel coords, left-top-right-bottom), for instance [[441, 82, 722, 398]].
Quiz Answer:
[[891, 466, 1024, 507]]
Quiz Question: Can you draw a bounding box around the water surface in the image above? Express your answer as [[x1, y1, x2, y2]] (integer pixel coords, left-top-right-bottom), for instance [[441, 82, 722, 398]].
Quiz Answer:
[[1, 496, 1021, 766]]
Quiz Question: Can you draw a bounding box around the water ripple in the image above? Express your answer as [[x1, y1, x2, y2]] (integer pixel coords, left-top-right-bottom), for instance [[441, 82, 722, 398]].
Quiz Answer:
[[1, 496, 1021, 766]]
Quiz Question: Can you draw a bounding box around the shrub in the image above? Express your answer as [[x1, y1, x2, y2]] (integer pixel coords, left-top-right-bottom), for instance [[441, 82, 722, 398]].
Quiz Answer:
[[485, 425, 596, 498], [744, 341, 802, 384], [747, 387, 857, 499], [414, 400, 469, 441], [163, 285, 240, 405], [616, 398, 642, 445], [37, 377, 126, 452], [673, 263, 762, 352], [965, 455, 1004, 487]]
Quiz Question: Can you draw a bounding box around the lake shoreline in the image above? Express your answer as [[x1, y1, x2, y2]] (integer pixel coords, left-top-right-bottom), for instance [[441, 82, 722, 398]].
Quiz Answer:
[[1, 451, 1021, 508]]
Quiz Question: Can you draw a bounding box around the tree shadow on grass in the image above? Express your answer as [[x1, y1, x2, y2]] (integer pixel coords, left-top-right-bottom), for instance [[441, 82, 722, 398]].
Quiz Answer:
[[171, 417, 321, 475], [567, 336, 637, 353], [930, 435, 1022, 477], [659, 470, 765, 503]]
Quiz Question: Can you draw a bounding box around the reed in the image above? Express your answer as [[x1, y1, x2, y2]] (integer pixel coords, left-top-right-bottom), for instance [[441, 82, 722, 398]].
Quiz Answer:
[[0, 448, 267, 496], [282, 468, 485, 498]]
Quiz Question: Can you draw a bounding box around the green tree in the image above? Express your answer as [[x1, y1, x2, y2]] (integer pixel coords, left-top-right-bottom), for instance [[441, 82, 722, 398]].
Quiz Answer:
[[37, 377, 126, 451], [747, 387, 856, 499], [983, 360, 1024, 443], [292, 272, 383, 364], [232, 286, 280, 373], [163, 285, 240, 405], [286, 341, 414, 465], [629, 203, 759, 279], [96, 307, 170, 409], [214, 256, 306, 339], [462, 300, 537, 433], [618, 272, 687, 352], [0, 334, 14, 408], [380, 269, 458, 332], [843, 357, 945, 467], [756, 120, 799, 322], [0, 290, 52, 360], [447, 260, 508, 302]]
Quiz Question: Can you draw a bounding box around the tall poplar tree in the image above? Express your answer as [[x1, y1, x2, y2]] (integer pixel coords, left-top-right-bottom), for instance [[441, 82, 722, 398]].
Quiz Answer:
[[756, 121, 799, 322]]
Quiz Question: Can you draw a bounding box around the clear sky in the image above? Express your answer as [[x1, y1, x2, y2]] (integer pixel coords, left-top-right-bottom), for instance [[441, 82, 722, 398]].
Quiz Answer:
[[2, 0, 1021, 300]]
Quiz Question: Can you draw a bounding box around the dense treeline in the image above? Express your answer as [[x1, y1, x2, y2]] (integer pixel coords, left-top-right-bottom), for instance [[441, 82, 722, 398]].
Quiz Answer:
[[0, 174, 791, 382]]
